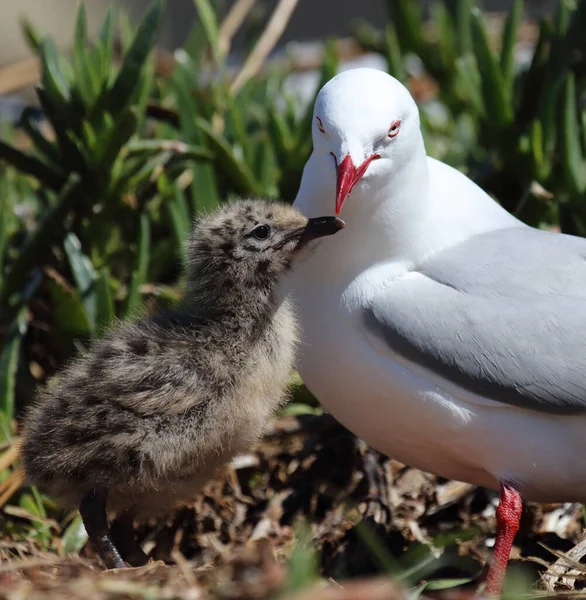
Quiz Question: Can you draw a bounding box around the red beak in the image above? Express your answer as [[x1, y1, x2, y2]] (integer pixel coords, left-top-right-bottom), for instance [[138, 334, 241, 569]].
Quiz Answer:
[[334, 153, 380, 214]]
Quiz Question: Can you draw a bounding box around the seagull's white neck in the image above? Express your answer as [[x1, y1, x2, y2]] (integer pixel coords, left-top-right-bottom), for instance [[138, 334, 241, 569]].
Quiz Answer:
[[293, 139, 522, 285], [340, 145, 432, 266]]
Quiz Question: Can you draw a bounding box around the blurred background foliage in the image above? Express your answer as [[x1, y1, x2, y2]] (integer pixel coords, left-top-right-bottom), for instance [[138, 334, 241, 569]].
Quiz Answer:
[[0, 0, 584, 559], [356, 0, 586, 232]]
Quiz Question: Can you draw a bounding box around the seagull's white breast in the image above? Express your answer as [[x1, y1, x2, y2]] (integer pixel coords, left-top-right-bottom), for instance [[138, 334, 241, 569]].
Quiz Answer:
[[289, 153, 586, 504], [292, 268, 586, 503]]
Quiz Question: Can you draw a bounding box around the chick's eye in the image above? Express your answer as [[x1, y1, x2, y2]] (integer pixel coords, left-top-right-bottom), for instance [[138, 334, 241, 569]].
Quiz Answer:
[[388, 120, 401, 138], [252, 225, 271, 240], [316, 116, 325, 134]]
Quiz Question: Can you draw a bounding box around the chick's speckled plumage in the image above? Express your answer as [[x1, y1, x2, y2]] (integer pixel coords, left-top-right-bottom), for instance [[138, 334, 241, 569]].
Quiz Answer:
[[21, 200, 322, 518]]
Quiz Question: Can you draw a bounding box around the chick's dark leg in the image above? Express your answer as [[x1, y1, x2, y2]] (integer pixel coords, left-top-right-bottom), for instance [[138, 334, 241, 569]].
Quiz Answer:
[[79, 490, 126, 569], [111, 508, 149, 567]]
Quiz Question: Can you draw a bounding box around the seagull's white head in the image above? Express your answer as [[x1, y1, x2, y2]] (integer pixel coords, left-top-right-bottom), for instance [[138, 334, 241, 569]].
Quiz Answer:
[[311, 68, 422, 214]]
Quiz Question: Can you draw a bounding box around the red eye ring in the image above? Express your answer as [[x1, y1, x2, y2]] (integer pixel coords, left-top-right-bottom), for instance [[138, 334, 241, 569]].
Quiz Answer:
[[316, 116, 325, 134], [388, 120, 401, 138]]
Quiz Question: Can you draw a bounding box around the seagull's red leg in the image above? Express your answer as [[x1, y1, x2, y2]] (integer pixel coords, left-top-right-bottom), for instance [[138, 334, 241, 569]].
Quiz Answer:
[[483, 483, 523, 596]]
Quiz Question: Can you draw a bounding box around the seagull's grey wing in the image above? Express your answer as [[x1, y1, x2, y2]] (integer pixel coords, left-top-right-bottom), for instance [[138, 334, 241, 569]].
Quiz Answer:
[[363, 227, 586, 414]]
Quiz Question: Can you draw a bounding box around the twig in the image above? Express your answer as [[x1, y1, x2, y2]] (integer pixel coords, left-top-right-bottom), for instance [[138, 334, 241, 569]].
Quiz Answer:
[[218, 0, 258, 56], [541, 534, 586, 592], [3, 505, 60, 529], [0, 556, 86, 573], [434, 481, 477, 508], [0, 444, 20, 473], [0, 470, 25, 509], [171, 549, 199, 588], [230, 0, 300, 94]]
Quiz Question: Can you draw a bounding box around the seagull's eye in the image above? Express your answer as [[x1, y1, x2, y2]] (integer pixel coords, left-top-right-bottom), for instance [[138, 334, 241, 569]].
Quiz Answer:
[[316, 116, 325, 134], [252, 225, 271, 240], [388, 120, 401, 138]]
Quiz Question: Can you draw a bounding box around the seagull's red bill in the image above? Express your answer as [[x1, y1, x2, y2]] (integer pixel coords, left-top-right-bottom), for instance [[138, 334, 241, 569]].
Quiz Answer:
[[334, 154, 380, 214]]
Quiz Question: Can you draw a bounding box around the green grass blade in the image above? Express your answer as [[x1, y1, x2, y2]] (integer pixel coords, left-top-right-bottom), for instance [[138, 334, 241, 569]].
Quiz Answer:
[[97, 5, 116, 84], [20, 17, 42, 53], [191, 0, 224, 67], [121, 149, 175, 192], [94, 108, 138, 169], [195, 117, 261, 194], [500, 0, 523, 92], [117, 8, 135, 54], [39, 38, 71, 107], [166, 186, 191, 265], [267, 109, 294, 169], [433, 2, 458, 72], [354, 517, 402, 576], [124, 212, 151, 317], [0, 306, 28, 440], [62, 514, 89, 555], [352, 20, 384, 53], [64, 233, 97, 333], [281, 521, 319, 595], [454, 55, 486, 117], [190, 163, 221, 213], [516, 18, 553, 125], [182, 17, 208, 64], [453, 0, 473, 55], [35, 87, 87, 173], [582, 109, 586, 159], [418, 578, 476, 592], [104, 0, 163, 117], [72, 3, 100, 106], [0, 174, 83, 308], [385, 24, 406, 83], [225, 91, 253, 164], [391, 0, 427, 56], [530, 119, 549, 179], [539, 74, 563, 153], [95, 268, 115, 333], [560, 73, 586, 196], [471, 8, 512, 126], [19, 491, 52, 548], [0, 181, 7, 283], [46, 270, 92, 337], [254, 134, 278, 196], [296, 39, 338, 147], [170, 70, 221, 212], [19, 107, 62, 167], [555, 0, 571, 36], [0, 139, 64, 190], [170, 66, 203, 143], [134, 48, 156, 119]]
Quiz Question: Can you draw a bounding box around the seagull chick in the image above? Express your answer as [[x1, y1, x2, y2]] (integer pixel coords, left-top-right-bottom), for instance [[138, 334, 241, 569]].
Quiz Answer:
[[21, 199, 344, 570]]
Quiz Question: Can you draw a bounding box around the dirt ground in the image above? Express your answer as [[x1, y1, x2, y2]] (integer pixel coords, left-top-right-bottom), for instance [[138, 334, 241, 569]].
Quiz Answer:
[[0, 413, 585, 600]]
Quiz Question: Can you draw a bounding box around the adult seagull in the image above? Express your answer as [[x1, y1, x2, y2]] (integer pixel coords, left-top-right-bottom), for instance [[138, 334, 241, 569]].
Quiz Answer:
[[287, 67, 586, 596]]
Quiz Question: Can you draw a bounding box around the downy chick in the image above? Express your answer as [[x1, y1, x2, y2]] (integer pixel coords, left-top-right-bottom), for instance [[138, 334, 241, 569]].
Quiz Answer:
[[21, 199, 344, 569]]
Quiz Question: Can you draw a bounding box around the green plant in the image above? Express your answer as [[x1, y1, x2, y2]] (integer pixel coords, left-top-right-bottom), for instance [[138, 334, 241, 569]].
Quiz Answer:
[[0, 0, 211, 320], [166, 27, 339, 206]]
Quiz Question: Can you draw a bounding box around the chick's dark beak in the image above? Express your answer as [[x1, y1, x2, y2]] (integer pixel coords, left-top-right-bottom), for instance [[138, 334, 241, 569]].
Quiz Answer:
[[296, 216, 345, 249]]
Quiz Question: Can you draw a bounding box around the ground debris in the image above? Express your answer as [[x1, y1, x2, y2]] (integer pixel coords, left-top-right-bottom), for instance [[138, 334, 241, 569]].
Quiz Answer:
[[1, 414, 584, 598]]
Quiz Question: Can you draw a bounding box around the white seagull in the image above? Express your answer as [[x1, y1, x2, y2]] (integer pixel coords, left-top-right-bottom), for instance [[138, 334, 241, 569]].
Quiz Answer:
[[287, 67, 586, 596]]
